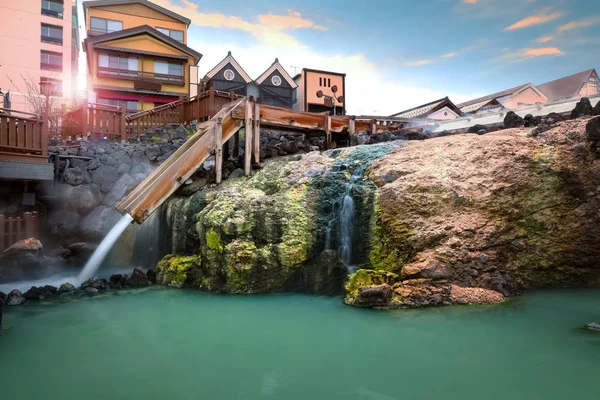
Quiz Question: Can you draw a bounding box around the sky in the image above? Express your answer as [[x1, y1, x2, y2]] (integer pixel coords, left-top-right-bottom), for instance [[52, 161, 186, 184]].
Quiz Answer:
[[79, 0, 600, 115]]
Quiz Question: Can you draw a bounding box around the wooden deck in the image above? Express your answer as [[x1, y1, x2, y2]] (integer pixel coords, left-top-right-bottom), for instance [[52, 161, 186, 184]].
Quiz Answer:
[[0, 108, 48, 164]]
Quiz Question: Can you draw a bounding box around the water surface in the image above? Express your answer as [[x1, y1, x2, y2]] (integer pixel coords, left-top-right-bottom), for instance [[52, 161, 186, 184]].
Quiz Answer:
[[1, 288, 599, 400]]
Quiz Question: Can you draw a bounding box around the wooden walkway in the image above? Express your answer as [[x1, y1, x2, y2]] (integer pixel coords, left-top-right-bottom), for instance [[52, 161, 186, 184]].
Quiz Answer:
[[116, 97, 403, 224]]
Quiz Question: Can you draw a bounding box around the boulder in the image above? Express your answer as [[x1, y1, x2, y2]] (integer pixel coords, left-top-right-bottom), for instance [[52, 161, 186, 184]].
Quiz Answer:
[[586, 117, 600, 142], [302, 250, 348, 295], [504, 111, 524, 128], [109, 274, 129, 289], [0, 238, 44, 282], [355, 284, 393, 307], [59, 282, 76, 293], [145, 145, 161, 162], [81, 277, 107, 291], [63, 167, 91, 186], [543, 112, 564, 124], [84, 287, 99, 295], [90, 165, 120, 193], [467, 124, 487, 134], [7, 289, 25, 306], [63, 183, 103, 214], [80, 206, 122, 240], [570, 97, 593, 119], [62, 242, 95, 265], [129, 267, 150, 287], [146, 269, 157, 284], [593, 100, 600, 116], [23, 286, 42, 300], [47, 209, 80, 236], [102, 173, 134, 207], [587, 322, 600, 332]]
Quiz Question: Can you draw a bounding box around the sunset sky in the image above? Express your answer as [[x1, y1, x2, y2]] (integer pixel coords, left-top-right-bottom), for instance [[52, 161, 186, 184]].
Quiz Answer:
[[80, 0, 600, 114]]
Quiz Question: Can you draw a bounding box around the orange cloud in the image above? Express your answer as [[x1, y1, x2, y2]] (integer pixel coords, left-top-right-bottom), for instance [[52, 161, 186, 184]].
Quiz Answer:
[[558, 17, 600, 31], [150, 0, 327, 47], [535, 35, 553, 43], [463, 0, 479, 3], [497, 47, 564, 62], [505, 10, 562, 30]]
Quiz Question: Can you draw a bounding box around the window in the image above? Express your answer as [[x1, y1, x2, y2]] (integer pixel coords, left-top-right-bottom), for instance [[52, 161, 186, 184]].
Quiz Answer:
[[42, 0, 64, 18], [40, 50, 63, 71], [98, 98, 138, 112], [40, 77, 62, 96], [41, 23, 63, 44], [156, 27, 184, 43], [581, 75, 599, 97], [319, 77, 322, 86], [154, 60, 183, 82], [99, 54, 137, 71], [327, 78, 331, 87], [90, 17, 123, 34]]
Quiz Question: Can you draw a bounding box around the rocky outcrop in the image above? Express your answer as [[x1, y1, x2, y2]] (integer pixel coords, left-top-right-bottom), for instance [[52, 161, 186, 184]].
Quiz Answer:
[[504, 111, 524, 128], [570, 97, 593, 119], [0, 238, 45, 283]]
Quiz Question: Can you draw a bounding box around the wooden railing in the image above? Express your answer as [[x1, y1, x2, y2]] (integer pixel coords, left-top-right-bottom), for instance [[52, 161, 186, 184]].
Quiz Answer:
[[126, 88, 243, 138], [97, 67, 185, 86], [0, 211, 39, 252], [0, 107, 48, 163], [63, 103, 127, 141]]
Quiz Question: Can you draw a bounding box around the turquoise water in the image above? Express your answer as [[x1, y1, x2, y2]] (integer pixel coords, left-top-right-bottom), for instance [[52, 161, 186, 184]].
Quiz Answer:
[[1, 288, 599, 400]]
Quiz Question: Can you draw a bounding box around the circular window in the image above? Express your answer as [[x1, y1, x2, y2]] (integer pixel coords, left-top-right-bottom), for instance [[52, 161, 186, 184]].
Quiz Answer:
[[223, 69, 235, 81], [444, 111, 448, 116], [271, 75, 282, 86]]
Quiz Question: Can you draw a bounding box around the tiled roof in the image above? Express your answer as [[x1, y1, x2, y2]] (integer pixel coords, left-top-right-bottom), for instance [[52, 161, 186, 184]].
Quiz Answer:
[[82, 0, 191, 25], [93, 84, 183, 97], [203, 52, 253, 83], [459, 98, 500, 113], [456, 84, 530, 109], [537, 69, 596, 102], [255, 58, 297, 88], [94, 45, 189, 60], [391, 97, 461, 119]]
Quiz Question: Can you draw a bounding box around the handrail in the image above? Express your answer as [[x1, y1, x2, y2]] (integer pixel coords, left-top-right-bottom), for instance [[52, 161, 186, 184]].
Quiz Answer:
[[0, 107, 41, 120]]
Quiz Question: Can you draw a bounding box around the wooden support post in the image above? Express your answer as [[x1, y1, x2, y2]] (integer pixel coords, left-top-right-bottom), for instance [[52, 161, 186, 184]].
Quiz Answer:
[[348, 117, 355, 135], [223, 138, 230, 161], [24, 212, 33, 239], [179, 95, 185, 124], [253, 101, 260, 165], [325, 114, 332, 150], [119, 106, 127, 143], [81, 104, 88, 138], [371, 120, 377, 135], [41, 109, 49, 157], [215, 117, 223, 184], [233, 131, 240, 158], [244, 98, 253, 176], [0, 214, 5, 252], [208, 87, 216, 118]]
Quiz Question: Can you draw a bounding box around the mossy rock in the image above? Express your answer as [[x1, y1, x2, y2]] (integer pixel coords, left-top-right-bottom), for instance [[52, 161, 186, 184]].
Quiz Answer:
[[344, 269, 399, 305], [156, 254, 201, 288]]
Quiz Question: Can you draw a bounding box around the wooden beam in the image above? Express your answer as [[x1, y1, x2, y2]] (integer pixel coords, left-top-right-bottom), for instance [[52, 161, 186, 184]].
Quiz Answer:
[[244, 97, 253, 176], [253, 101, 260, 165], [215, 117, 223, 184], [348, 117, 355, 135], [325, 114, 332, 150]]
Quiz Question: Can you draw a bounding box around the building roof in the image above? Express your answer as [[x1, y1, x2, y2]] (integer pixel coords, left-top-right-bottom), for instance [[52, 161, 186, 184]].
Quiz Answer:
[[203, 51, 253, 83], [459, 98, 501, 114], [84, 25, 202, 64], [390, 97, 462, 119], [292, 68, 347, 80], [456, 83, 529, 109], [94, 45, 189, 60], [93, 84, 183, 97], [82, 0, 191, 25], [255, 58, 298, 88], [537, 69, 597, 102]]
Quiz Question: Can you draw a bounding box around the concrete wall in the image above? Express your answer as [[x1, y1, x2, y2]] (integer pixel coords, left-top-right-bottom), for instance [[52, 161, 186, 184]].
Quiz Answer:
[[0, 0, 77, 112]]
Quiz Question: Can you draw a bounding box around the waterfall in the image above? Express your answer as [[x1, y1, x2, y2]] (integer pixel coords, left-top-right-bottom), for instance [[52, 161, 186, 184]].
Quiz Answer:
[[78, 214, 134, 282], [337, 166, 365, 272]]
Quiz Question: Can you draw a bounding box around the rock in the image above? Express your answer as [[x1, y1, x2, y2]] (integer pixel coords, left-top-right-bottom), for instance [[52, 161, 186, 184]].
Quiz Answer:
[[80, 206, 122, 240], [477, 129, 487, 135], [449, 285, 504, 304], [81, 277, 107, 291], [129, 267, 149, 288], [63, 183, 103, 214], [504, 111, 524, 128], [524, 114, 533, 120], [0, 238, 44, 282], [85, 287, 99, 295], [47, 209, 80, 236], [146, 269, 157, 284], [587, 322, 600, 332], [355, 284, 393, 307], [59, 283, 75, 293], [109, 274, 129, 289], [24, 286, 42, 300], [229, 169, 244, 179], [531, 124, 551, 137], [302, 250, 348, 295], [586, 117, 600, 142], [7, 289, 25, 306], [145, 145, 161, 162], [570, 97, 593, 119], [401, 258, 454, 279], [593, 101, 600, 116], [177, 177, 207, 196], [156, 255, 201, 288], [102, 173, 134, 207], [63, 167, 91, 186], [90, 165, 120, 193], [467, 124, 487, 134], [544, 112, 564, 124]]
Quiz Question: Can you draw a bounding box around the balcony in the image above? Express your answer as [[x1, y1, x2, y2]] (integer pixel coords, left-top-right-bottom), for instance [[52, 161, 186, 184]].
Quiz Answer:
[[97, 67, 185, 87]]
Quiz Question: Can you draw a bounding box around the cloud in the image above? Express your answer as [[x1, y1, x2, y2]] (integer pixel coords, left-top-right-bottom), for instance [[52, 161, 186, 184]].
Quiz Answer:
[[504, 9, 562, 30], [535, 35, 553, 43], [150, 0, 327, 46], [558, 16, 600, 32], [441, 52, 457, 58], [463, 0, 479, 3], [406, 59, 435, 67], [497, 47, 564, 62]]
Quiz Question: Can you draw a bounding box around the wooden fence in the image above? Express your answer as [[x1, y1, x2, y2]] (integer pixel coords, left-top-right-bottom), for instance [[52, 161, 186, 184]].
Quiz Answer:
[[0, 212, 39, 253], [0, 107, 48, 163], [63, 103, 127, 141], [126, 88, 243, 138]]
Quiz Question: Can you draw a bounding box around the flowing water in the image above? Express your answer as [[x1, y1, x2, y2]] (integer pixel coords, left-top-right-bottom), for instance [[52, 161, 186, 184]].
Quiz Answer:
[[1, 288, 598, 400], [78, 214, 134, 283], [338, 166, 365, 269]]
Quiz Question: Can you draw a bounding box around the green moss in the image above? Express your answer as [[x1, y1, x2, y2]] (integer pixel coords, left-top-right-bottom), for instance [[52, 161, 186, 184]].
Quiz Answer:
[[344, 269, 399, 303], [156, 254, 201, 287], [206, 229, 223, 252]]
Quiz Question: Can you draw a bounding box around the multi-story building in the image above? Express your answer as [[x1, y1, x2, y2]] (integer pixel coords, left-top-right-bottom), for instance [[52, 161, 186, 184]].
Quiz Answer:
[[0, 0, 79, 112], [82, 0, 202, 113]]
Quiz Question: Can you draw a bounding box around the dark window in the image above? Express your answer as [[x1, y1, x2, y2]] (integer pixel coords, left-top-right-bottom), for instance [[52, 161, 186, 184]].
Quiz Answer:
[[40, 77, 62, 96], [328, 78, 331, 87], [156, 27, 184, 43], [40, 50, 63, 71], [154, 60, 184, 83], [319, 77, 322, 86], [41, 0, 64, 18], [98, 98, 138, 112], [41, 23, 63, 44], [90, 17, 123, 34]]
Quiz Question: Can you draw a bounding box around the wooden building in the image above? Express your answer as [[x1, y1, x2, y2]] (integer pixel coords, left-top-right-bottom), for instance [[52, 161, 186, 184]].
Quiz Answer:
[[391, 97, 462, 120], [537, 68, 599, 102], [201, 51, 252, 96], [82, 0, 202, 113], [254, 59, 297, 109], [457, 83, 547, 114], [293, 68, 346, 115]]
